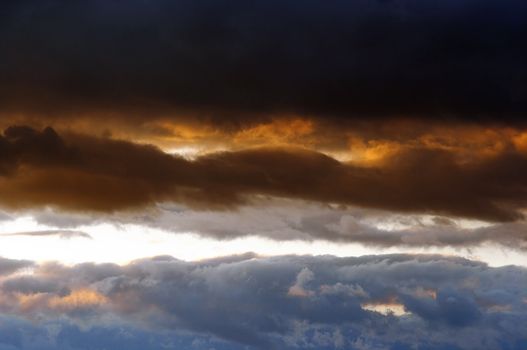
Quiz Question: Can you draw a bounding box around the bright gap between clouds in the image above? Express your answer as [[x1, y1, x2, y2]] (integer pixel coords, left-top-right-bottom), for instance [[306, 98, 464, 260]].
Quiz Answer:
[[0, 215, 525, 267]]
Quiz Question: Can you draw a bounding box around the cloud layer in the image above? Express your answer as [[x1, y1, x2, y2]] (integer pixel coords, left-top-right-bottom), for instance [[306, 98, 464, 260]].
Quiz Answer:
[[0, 0, 526, 121], [14, 200, 524, 253], [0, 253, 525, 349], [1, 126, 527, 222]]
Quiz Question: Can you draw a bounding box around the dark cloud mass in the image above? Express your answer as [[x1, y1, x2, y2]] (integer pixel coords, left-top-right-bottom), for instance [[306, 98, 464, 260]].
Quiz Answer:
[[0, 254, 525, 349], [1, 126, 527, 222], [0, 0, 525, 121]]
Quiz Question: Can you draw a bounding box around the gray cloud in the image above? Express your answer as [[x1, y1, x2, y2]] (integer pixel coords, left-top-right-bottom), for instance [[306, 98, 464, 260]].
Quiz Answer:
[[294, 212, 527, 249], [2, 276, 69, 296], [1, 230, 92, 240], [0, 254, 525, 349], [0, 211, 11, 222], [0, 257, 33, 276], [25, 201, 527, 250]]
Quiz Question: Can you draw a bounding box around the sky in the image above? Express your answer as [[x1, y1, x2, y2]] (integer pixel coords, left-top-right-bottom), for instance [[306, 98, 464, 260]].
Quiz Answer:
[[0, 0, 526, 349]]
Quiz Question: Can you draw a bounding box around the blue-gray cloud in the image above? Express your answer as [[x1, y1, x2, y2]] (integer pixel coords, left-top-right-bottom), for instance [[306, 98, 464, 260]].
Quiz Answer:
[[0, 254, 525, 349], [0, 257, 33, 276]]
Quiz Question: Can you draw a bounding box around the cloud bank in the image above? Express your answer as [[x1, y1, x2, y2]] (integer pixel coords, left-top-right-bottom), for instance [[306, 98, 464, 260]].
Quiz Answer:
[[1, 126, 527, 222], [17, 201, 525, 252], [0, 254, 525, 349], [0, 0, 526, 121]]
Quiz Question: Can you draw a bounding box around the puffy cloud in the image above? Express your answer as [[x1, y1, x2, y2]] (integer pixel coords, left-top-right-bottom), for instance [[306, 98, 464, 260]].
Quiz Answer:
[[0, 257, 33, 276], [0, 254, 525, 349]]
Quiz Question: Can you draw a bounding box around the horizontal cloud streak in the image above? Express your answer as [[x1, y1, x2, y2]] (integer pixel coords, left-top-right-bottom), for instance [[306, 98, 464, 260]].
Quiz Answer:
[[27, 202, 527, 250], [0, 254, 525, 349], [1, 229, 91, 240], [1, 126, 527, 222]]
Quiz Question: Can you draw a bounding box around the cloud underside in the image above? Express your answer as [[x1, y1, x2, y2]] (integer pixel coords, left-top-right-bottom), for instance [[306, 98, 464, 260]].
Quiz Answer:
[[0, 0, 526, 121], [1, 126, 527, 223], [13, 202, 524, 251], [0, 254, 525, 350]]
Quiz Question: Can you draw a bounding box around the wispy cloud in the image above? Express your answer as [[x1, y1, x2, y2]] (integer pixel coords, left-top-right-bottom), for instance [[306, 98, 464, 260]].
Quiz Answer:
[[1, 230, 92, 240]]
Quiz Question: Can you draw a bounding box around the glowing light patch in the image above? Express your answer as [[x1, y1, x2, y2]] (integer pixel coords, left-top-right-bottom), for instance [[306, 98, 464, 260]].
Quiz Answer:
[[414, 288, 437, 300], [167, 146, 203, 159], [48, 289, 107, 310], [0, 215, 525, 267], [362, 302, 409, 317]]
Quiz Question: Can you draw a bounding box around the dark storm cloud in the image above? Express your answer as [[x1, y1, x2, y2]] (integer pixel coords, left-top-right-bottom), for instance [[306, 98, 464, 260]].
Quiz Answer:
[[1, 126, 527, 222], [0, 0, 525, 121], [0, 254, 525, 349]]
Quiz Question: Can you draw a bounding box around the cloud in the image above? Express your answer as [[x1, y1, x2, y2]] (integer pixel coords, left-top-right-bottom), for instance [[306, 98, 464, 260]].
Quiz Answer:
[[1, 126, 527, 222], [293, 211, 527, 249], [32, 201, 527, 250], [1, 230, 92, 240], [2, 276, 67, 296], [0, 254, 525, 349], [0, 211, 11, 222], [287, 267, 315, 297], [0, 257, 33, 276], [0, 315, 239, 350], [0, 0, 525, 122]]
